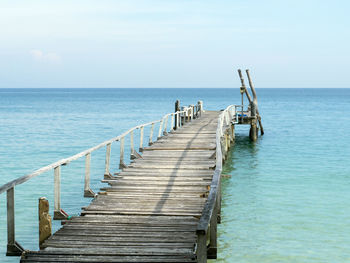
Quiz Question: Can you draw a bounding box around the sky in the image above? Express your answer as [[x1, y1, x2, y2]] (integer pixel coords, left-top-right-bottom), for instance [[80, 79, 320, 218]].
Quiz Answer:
[[0, 0, 349, 88]]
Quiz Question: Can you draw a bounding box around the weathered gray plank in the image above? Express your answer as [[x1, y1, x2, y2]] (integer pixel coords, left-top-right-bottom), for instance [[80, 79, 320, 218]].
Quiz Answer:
[[22, 111, 222, 263]]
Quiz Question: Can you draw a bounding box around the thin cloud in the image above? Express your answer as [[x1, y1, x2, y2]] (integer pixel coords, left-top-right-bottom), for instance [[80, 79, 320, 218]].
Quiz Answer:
[[30, 49, 61, 63]]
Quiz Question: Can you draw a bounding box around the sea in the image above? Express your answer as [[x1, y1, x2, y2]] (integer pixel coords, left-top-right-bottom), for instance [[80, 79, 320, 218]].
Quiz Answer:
[[0, 88, 349, 263]]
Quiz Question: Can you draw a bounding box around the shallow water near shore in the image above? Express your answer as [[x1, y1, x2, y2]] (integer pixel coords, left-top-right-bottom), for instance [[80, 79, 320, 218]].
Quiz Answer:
[[0, 88, 349, 262]]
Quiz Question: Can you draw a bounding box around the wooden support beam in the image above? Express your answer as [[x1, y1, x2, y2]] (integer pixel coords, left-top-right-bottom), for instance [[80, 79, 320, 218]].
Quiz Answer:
[[231, 125, 235, 142], [249, 119, 258, 142], [196, 233, 207, 263], [246, 69, 264, 135], [207, 204, 218, 259]]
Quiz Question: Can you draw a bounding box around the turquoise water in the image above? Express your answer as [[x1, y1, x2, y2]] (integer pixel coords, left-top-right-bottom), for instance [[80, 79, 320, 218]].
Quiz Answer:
[[0, 88, 349, 262]]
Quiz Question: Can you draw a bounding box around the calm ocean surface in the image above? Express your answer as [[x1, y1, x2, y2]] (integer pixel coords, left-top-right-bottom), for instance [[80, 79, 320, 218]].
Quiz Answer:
[[0, 88, 349, 262]]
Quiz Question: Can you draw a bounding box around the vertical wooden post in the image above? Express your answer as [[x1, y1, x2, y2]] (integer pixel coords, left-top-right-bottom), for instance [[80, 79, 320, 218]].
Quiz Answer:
[[139, 126, 144, 152], [198, 101, 203, 116], [39, 197, 52, 249], [6, 187, 24, 256], [231, 125, 235, 142], [157, 119, 163, 139], [249, 99, 258, 142], [174, 100, 180, 130], [84, 153, 95, 197], [207, 204, 218, 259], [119, 137, 127, 168], [170, 114, 174, 132], [226, 111, 230, 126], [54, 166, 67, 220], [104, 143, 112, 179], [249, 119, 258, 142], [130, 130, 134, 155], [149, 123, 154, 145], [245, 69, 264, 135], [130, 130, 141, 159], [163, 115, 168, 135], [196, 232, 207, 263], [217, 175, 222, 223], [226, 132, 230, 150]]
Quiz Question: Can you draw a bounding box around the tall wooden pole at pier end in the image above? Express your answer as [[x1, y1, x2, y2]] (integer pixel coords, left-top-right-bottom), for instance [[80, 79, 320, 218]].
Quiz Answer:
[[237, 69, 264, 141], [246, 69, 264, 135]]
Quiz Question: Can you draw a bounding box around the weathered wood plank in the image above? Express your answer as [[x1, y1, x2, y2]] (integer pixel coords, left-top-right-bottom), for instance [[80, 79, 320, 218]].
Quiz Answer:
[[22, 111, 223, 263]]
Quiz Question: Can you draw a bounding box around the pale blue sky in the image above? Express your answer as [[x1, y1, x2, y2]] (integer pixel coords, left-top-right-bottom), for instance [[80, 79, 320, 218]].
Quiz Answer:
[[0, 0, 349, 88]]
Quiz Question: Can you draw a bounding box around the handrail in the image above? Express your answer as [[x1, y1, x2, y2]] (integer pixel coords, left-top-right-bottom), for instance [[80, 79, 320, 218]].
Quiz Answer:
[[1, 100, 203, 257], [0, 109, 193, 195], [196, 104, 237, 262], [196, 104, 233, 233]]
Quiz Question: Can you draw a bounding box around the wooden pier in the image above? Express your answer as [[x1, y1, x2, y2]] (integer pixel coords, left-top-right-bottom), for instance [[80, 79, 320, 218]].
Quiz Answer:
[[0, 70, 263, 263]]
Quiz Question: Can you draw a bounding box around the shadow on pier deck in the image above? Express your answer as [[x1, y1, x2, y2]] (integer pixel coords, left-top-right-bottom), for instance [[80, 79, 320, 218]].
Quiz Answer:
[[1, 70, 263, 263], [22, 110, 224, 263], [19, 109, 233, 263]]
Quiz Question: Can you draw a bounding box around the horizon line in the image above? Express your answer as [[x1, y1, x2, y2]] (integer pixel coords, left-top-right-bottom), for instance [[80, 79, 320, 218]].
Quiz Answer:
[[0, 87, 350, 89]]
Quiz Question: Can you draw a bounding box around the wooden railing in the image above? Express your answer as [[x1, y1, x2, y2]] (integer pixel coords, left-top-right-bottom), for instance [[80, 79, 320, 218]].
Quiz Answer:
[[0, 100, 203, 256], [196, 104, 237, 262]]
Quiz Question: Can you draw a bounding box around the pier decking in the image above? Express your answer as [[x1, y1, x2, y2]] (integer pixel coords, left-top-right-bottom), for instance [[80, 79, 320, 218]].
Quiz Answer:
[[20, 111, 224, 262], [0, 70, 263, 263]]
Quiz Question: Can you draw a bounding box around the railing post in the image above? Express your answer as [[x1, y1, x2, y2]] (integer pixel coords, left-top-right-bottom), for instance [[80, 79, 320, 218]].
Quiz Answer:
[[84, 153, 95, 197], [225, 133, 229, 153], [170, 114, 174, 132], [218, 173, 222, 223], [149, 123, 154, 145], [208, 202, 218, 259], [130, 130, 134, 155], [196, 231, 207, 263], [119, 137, 127, 169], [231, 124, 235, 142], [226, 111, 230, 126], [130, 130, 141, 159], [198, 100, 203, 116], [139, 126, 144, 152], [39, 197, 52, 249], [163, 115, 168, 135], [6, 187, 24, 256], [157, 119, 163, 139], [54, 166, 68, 220], [190, 105, 194, 120], [104, 143, 113, 179]]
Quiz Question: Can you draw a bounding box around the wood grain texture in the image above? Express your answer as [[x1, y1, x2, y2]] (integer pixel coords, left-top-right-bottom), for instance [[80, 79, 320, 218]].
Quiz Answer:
[[21, 111, 224, 263]]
